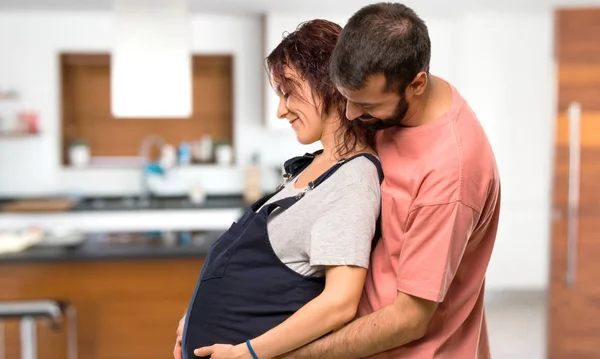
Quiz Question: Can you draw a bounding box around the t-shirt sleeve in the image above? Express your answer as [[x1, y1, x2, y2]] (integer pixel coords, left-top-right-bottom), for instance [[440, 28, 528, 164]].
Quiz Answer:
[[309, 183, 381, 269], [396, 201, 479, 302]]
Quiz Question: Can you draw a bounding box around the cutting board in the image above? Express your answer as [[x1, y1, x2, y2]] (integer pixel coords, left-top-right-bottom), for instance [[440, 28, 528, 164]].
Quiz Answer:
[[1, 198, 77, 213]]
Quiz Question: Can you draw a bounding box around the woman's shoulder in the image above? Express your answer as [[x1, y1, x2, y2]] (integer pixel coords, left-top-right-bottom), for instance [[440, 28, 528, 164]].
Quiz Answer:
[[325, 154, 382, 199], [340, 153, 381, 178]]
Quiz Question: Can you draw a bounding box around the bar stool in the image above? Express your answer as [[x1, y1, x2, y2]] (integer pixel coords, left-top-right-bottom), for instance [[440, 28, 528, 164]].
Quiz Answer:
[[0, 300, 77, 359]]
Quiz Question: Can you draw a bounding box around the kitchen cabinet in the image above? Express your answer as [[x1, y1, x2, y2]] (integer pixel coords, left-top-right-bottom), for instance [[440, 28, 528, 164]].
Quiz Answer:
[[0, 256, 205, 359]]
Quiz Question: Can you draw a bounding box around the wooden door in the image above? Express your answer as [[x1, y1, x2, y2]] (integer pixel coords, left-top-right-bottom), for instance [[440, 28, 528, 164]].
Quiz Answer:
[[548, 8, 600, 359]]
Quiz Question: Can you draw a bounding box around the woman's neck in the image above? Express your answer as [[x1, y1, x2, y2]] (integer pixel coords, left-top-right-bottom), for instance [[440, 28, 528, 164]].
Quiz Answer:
[[318, 117, 374, 162], [318, 128, 339, 162]]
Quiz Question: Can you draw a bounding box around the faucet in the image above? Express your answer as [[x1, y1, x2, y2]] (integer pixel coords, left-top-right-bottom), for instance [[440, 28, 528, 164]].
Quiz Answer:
[[138, 134, 166, 207]]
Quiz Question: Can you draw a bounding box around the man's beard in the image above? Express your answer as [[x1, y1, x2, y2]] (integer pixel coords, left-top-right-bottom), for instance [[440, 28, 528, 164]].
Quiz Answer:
[[359, 97, 409, 131]]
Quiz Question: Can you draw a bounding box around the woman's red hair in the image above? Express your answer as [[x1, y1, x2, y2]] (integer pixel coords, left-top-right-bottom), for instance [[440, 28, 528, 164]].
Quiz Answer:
[[265, 19, 375, 158]]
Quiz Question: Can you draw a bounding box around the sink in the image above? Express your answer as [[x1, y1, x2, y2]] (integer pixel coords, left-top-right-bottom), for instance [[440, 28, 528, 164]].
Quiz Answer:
[[84, 197, 194, 210]]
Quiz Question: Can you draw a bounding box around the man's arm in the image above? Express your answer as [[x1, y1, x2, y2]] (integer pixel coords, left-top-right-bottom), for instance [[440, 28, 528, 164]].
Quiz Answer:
[[282, 200, 479, 359], [284, 201, 479, 359], [282, 291, 438, 359]]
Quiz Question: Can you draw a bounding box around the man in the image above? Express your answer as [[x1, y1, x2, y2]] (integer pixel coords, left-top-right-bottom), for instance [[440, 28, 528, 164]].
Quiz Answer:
[[281, 2, 500, 359], [175, 2, 500, 358]]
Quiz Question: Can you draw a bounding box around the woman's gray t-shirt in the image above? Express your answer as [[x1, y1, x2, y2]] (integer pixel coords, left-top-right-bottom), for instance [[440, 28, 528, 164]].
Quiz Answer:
[[263, 156, 382, 277]]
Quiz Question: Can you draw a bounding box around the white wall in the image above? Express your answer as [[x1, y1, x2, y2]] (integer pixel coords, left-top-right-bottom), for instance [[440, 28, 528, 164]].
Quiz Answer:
[[0, 10, 555, 290], [449, 12, 555, 291], [0, 11, 302, 197]]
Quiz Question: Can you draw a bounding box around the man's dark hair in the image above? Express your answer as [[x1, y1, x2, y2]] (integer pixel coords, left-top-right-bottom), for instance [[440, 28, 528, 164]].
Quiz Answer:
[[331, 2, 431, 93]]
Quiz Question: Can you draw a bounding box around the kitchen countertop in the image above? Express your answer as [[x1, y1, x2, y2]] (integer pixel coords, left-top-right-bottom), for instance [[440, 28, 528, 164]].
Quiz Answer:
[[73, 195, 247, 211], [0, 230, 220, 264]]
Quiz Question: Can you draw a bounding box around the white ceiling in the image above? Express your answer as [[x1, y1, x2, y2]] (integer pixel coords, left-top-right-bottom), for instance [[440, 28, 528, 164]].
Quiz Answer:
[[0, 0, 599, 16]]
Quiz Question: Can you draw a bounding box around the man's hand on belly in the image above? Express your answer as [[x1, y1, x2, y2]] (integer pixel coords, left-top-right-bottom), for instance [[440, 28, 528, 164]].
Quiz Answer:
[[276, 291, 438, 359], [173, 314, 185, 359]]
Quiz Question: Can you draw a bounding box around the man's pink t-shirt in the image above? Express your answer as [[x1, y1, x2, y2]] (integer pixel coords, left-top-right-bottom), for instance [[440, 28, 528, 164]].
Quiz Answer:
[[358, 80, 501, 359]]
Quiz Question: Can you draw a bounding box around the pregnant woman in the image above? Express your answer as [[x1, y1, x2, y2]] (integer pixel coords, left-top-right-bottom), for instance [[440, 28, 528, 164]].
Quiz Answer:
[[177, 19, 382, 359]]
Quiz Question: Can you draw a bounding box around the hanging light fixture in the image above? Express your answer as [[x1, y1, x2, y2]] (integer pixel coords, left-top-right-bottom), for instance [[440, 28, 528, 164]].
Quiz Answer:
[[111, 0, 192, 118]]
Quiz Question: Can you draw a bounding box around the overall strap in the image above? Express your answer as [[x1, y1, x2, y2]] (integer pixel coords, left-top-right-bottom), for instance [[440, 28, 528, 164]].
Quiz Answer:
[[251, 151, 320, 212], [359, 153, 384, 184], [359, 154, 385, 253]]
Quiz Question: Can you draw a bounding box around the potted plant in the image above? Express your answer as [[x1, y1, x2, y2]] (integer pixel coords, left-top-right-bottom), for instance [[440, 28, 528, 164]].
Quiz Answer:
[[68, 138, 91, 167]]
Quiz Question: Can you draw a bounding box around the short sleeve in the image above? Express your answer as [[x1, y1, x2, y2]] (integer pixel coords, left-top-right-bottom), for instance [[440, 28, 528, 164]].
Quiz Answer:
[[309, 184, 380, 269], [396, 201, 479, 302]]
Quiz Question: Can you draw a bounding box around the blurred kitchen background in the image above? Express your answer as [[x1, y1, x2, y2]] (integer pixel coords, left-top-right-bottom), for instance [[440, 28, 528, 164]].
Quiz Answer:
[[0, 0, 598, 358]]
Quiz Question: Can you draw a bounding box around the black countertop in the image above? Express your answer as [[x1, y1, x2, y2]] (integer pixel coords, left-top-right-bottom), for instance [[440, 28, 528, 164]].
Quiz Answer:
[[0, 230, 221, 264], [73, 195, 246, 211]]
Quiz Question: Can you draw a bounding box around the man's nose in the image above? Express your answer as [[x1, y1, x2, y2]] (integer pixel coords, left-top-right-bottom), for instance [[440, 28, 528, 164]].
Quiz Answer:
[[345, 101, 363, 121]]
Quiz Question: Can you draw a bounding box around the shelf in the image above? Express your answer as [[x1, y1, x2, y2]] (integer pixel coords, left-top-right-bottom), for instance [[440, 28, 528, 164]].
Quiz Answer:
[[0, 131, 40, 138]]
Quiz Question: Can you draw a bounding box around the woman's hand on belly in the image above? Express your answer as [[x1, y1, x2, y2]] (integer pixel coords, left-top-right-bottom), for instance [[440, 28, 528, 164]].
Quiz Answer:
[[246, 265, 368, 359], [194, 343, 252, 359]]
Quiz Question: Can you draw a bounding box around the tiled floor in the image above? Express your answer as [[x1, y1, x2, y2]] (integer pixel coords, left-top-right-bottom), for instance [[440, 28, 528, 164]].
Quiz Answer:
[[485, 290, 547, 359]]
